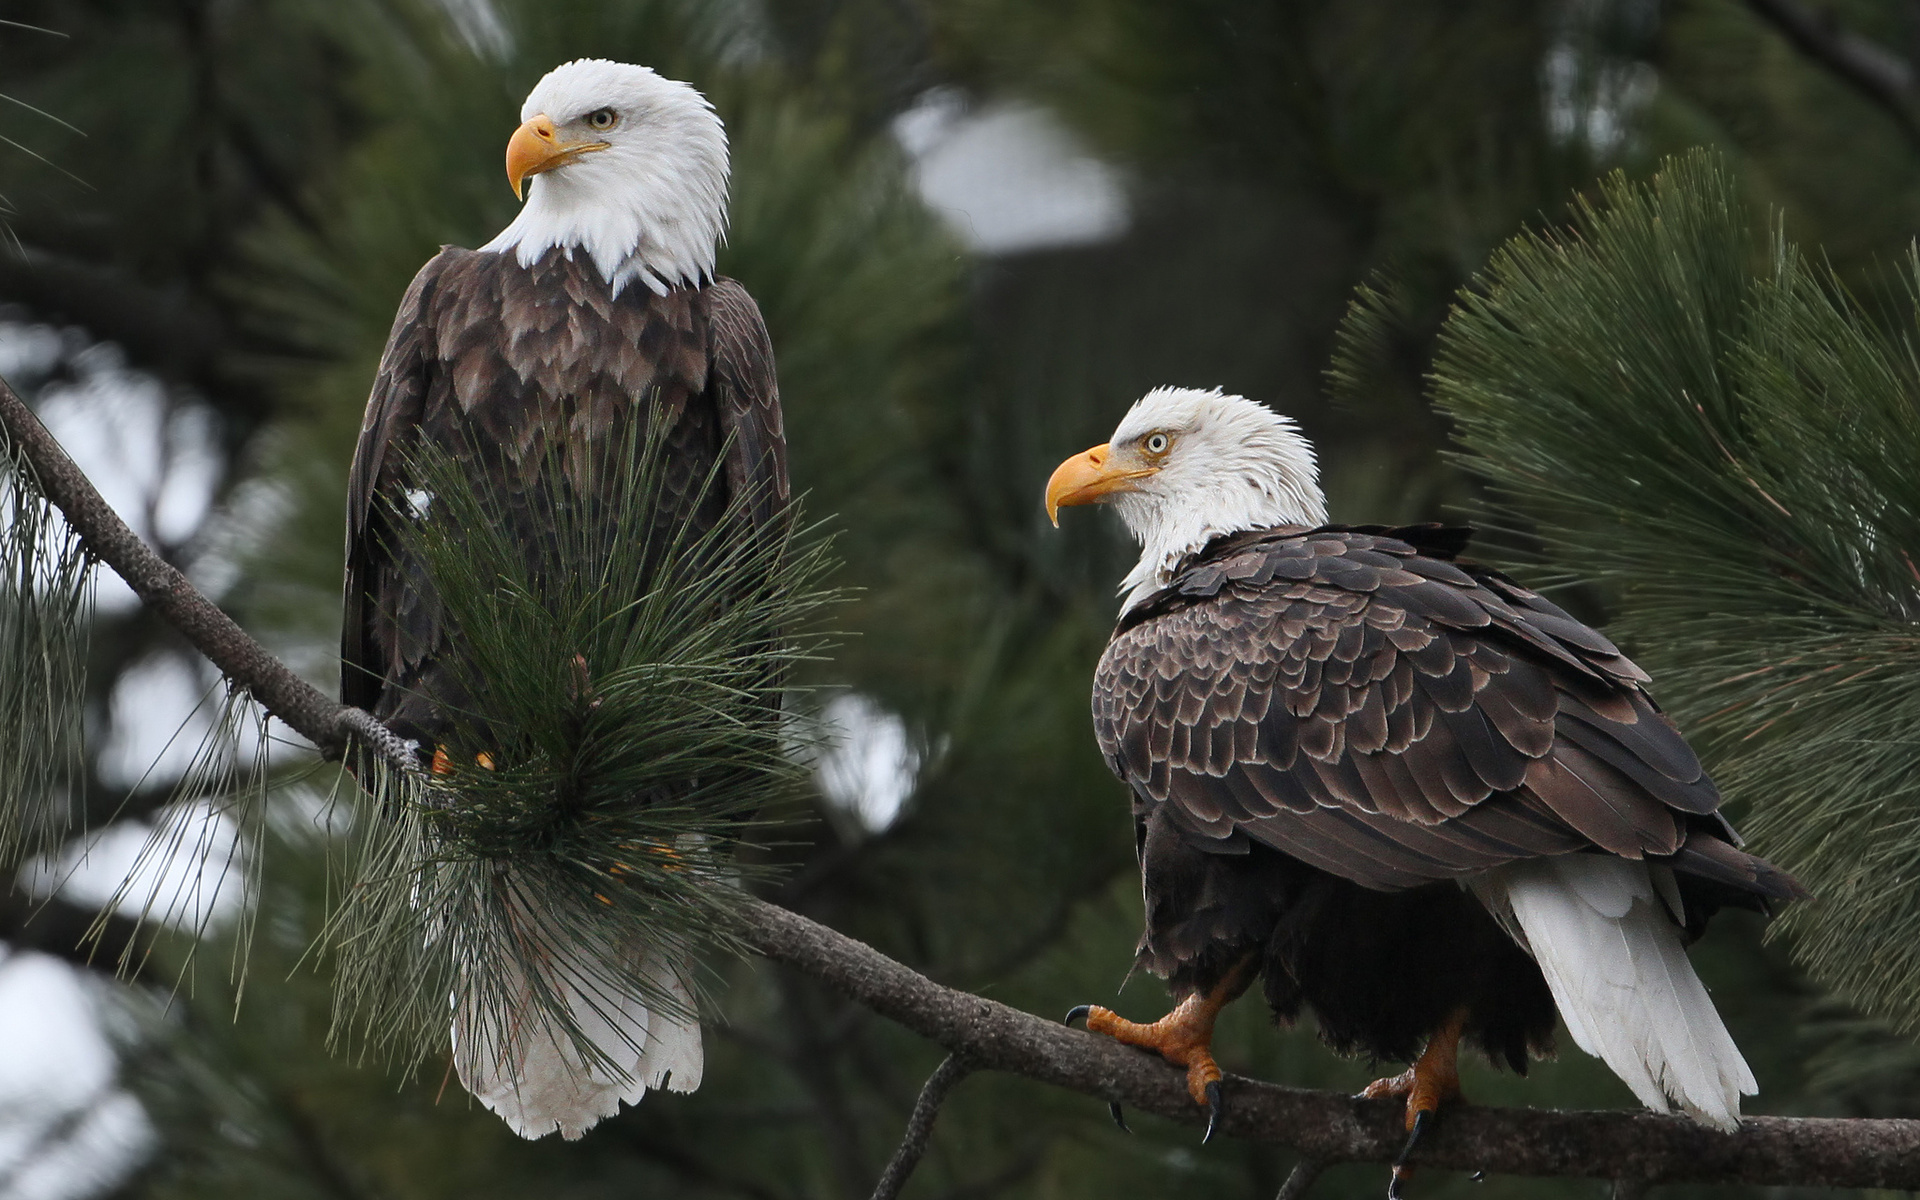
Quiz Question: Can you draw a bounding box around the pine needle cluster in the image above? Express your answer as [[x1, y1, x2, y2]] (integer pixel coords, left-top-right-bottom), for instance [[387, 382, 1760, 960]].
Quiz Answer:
[[1359, 150, 1920, 1030], [0, 437, 90, 865], [322, 414, 834, 1076]]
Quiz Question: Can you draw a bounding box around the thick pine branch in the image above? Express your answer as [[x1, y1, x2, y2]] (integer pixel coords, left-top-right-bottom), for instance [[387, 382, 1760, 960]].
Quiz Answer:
[[5, 368, 1920, 1190], [738, 898, 1920, 1189]]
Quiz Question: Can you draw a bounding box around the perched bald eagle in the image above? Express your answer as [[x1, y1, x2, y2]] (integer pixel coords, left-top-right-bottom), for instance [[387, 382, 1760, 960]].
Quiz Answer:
[[1046, 387, 1800, 1162], [341, 60, 787, 1140]]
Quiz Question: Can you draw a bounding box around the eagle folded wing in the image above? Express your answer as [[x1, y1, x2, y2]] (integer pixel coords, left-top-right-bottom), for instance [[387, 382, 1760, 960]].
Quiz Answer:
[[1094, 528, 1790, 897]]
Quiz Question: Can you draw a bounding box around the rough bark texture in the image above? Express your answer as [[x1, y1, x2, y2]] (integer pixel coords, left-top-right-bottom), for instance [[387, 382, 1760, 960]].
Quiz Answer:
[[737, 898, 1920, 1188], [6, 367, 1920, 1190], [868, 1055, 973, 1200]]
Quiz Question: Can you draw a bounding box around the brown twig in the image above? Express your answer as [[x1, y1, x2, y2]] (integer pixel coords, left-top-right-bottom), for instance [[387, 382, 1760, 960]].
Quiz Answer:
[[1275, 1158, 1328, 1199], [7, 371, 1920, 1191], [869, 1055, 973, 1200]]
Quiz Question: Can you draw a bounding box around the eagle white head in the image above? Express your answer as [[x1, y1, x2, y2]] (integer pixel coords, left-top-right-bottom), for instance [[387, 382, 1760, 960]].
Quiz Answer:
[[1046, 386, 1328, 610], [481, 59, 728, 297]]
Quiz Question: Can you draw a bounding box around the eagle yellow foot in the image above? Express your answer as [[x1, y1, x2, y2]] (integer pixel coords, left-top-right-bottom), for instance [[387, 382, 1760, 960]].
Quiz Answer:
[[1359, 1010, 1467, 1200], [429, 747, 496, 775], [1065, 966, 1249, 1143]]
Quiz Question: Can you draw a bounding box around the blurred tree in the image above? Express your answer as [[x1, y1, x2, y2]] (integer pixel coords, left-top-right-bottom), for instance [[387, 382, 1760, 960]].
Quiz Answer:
[[6, 0, 1920, 1198]]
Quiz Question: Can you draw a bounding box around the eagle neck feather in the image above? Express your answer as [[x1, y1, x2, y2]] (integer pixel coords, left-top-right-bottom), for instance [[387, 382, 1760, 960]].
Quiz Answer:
[[1115, 483, 1324, 614], [480, 157, 725, 299]]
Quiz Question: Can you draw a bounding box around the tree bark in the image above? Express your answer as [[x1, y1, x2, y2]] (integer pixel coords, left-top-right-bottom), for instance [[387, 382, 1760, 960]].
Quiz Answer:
[[5, 366, 1920, 1190], [734, 898, 1920, 1188]]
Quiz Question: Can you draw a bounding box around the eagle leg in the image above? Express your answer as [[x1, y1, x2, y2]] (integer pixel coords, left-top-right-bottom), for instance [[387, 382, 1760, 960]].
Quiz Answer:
[[1358, 1008, 1467, 1198], [1065, 958, 1253, 1140]]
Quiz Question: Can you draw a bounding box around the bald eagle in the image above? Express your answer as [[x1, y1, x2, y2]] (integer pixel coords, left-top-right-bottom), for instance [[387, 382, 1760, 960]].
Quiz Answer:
[[341, 60, 787, 1140], [1046, 387, 1801, 1163]]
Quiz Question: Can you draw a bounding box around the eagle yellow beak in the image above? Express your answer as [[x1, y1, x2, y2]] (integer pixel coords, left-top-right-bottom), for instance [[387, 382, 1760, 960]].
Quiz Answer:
[[1045, 443, 1157, 526], [506, 114, 611, 200]]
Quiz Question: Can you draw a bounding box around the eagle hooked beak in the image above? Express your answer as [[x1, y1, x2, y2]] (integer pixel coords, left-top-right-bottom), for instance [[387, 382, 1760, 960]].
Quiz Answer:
[[506, 114, 612, 200], [1046, 443, 1158, 527]]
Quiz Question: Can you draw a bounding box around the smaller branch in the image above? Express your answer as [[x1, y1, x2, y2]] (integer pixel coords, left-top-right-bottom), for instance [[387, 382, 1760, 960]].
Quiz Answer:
[[1745, 0, 1920, 147], [1275, 1159, 1327, 1200], [0, 373, 400, 766], [1611, 1179, 1650, 1200], [870, 1055, 973, 1200]]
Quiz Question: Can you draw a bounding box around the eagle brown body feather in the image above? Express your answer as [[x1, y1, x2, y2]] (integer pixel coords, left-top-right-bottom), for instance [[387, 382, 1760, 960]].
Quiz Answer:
[[341, 246, 788, 747], [1095, 523, 1799, 1069]]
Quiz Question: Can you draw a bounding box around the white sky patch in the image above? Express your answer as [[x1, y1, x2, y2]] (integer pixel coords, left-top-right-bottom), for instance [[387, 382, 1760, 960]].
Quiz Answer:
[[1542, 42, 1656, 158], [36, 652, 266, 935], [0, 322, 65, 380], [34, 343, 223, 548], [894, 89, 1129, 256], [810, 693, 920, 833], [0, 331, 226, 614], [97, 653, 223, 790], [0, 953, 151, 1200]]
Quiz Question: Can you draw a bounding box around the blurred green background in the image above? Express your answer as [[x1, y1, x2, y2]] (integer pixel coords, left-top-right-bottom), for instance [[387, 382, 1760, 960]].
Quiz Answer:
[[2, 0, 1919, 1196]]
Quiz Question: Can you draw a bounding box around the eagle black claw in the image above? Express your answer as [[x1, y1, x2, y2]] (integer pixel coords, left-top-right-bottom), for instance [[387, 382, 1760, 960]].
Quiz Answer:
[[1202, 1079, 1225, 1143], [1065, 1004, 1093, 1027], [1108, 1101, 1130, 1132], [1394, 1108, 1433, 1168], [1387, 1166, 1411, 1200]]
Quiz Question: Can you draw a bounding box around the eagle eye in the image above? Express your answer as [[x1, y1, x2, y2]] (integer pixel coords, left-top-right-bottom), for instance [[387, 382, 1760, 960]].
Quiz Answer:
[[1144, 432, 1171, 455], [586, 108, 618, 131]]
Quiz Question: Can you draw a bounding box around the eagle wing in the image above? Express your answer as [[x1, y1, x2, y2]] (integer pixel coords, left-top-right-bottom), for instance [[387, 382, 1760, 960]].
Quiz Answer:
[[705, 278, 789, 534], [340, 251, 453, 715], [1094, 527, 1795, 897], [341, 259, 790, 729]]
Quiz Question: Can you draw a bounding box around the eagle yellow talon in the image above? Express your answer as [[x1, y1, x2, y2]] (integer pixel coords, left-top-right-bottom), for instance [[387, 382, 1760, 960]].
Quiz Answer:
[[1081, 1002, 1225, 1107], [1070, 958, 1253, 1119], [1361, 1009, 1467, 1132]]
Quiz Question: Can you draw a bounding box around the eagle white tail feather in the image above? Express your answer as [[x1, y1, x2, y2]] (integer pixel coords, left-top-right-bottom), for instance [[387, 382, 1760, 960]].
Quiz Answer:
[[452, 898, 703, 1141], [1480, 855, 1753, 1131]]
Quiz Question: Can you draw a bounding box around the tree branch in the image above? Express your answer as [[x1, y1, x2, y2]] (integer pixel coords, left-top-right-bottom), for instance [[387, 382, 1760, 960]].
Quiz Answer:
[[735, 897, 1920, 1189], [869, 1055, 973, 1200], [1744, 0, 1920, 146], [7, 370, 1920, 1191], [1275, 1159, 1327, 1200], [0, 372, 407, 768]]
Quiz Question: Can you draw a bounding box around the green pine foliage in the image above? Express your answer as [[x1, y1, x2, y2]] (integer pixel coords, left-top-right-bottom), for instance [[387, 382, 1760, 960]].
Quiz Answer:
[[1404, 149, 1920, 1031], [323, 420, 835, 1073], [0, 445, 90, 865]]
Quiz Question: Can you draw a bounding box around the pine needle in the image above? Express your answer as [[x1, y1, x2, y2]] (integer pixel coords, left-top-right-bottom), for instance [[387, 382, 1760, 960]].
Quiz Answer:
[[318, 410, 835, 1079], [0, 434, 91, 866], [1394, 149, 1920, 1031]]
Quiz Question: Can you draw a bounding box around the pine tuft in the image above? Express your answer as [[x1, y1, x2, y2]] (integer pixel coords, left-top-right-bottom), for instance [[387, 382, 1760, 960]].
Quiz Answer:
[[1410, 149, 1920, 1031]]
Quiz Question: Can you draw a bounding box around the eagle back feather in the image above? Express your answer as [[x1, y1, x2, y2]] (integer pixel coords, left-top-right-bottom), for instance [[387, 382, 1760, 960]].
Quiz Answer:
[[340, 246, 787, 738], [1094, 525, 1801, 901]]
